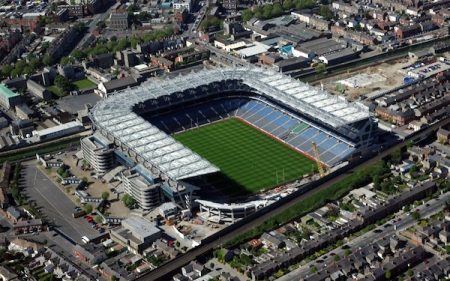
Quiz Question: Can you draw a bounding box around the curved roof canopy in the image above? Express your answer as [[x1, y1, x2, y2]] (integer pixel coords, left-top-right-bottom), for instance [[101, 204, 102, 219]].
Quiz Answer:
[[91, 66, 370, 181]]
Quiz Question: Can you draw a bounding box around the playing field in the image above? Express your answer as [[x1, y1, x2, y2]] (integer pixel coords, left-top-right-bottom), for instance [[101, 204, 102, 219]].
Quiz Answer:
[[174, 118, 317, 194]]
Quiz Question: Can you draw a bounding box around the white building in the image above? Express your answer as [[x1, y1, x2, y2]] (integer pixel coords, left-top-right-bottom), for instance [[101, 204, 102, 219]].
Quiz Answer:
[[173, 0, 192, 12], [81, 133, 115, 174], [32, 121, 83, 141], [121, 165, 161, 210]]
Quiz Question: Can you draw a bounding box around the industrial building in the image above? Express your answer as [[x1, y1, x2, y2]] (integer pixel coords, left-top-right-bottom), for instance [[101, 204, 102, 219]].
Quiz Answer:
[[0, 84, 21, 109], [293, 38, 346, 59], [81, 133, 115, 174], [110, 216, 161, 254]]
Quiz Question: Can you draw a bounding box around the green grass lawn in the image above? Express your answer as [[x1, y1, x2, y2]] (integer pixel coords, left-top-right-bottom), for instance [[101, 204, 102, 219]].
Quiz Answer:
[[174, 118, 317, 194], [47, 79, 96, 98], [47, 85, 64, 97], [72, 78, 96, 90]]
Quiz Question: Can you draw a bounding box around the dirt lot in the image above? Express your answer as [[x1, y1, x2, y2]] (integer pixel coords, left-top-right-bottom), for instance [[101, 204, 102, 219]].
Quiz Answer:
[[319, 56, 418, 100]]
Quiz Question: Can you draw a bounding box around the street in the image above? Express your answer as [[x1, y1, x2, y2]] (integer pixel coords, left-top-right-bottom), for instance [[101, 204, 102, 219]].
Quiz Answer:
[[21, 162, 98, 244]]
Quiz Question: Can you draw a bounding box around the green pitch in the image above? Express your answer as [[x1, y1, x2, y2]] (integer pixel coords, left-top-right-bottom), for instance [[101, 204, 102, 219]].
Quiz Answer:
[[174, 118, 317, 194]]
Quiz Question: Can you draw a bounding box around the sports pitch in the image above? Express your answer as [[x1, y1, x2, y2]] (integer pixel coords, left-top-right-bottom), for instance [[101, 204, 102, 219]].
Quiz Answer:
[[174, 118, 317, 194]]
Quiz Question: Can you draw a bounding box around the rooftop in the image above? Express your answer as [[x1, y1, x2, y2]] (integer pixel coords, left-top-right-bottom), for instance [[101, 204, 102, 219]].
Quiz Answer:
[[0, 84, 19, 98], [121, 216, 161, 242], [33, 120, 83, 138]]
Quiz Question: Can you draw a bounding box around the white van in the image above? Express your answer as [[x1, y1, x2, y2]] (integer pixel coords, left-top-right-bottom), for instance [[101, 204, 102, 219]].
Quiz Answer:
[[81, 236, 90, 244]]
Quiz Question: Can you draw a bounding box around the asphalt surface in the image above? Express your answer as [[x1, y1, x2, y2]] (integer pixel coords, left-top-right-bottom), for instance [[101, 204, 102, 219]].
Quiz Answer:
[[278, 191, 450, 280], [56, 93, 101, 114], [136, 117, 450, 281], [21, 162, 98, 244]]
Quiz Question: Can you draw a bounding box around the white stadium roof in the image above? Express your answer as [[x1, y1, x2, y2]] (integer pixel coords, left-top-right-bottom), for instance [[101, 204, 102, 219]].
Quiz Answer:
[[91, 66, 370, 181]]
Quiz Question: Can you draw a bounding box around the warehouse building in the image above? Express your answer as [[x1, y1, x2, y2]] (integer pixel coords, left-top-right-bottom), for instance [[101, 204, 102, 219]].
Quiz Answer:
[[0, 84, 22, 109], [110, 216, 161, 254], [319, 48, 359, 65], [293, 38, 346, 59]]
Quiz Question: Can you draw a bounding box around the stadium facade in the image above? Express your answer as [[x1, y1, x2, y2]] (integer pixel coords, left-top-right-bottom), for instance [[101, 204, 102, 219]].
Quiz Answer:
[[88, 66, 376, 212]]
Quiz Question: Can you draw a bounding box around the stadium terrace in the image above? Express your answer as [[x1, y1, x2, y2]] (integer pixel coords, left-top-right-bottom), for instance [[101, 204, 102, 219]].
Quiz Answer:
[[90, 66, 376, 207]]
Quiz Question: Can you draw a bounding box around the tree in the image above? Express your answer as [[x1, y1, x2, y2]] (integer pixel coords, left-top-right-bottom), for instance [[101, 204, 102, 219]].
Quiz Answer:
[[130, 37, 142, 49], [101, 191, 110, 200], [406, 268, 413, 277], [29, 57, 42, 70], [344, 249, 351, 256], [1, 65, 13, 77], [295, 0, 315, 9], [271, 3, 283, 17], [113, 38, 129, 52], [84, 204, 93, 214], [283, 0, 294, 10], [241, 9, 254, 22], [390, 148, 402, 164], [411, 211, 420, 221], [319, 5, 333, 20], [42, 41, 50, 50], [262, 4, 273, 19], [385, 270, 391, 280], [60, 56, 74, 65], [406, 140, 414, 148], [315, 63, 327, 74], [200, 17, 222, 31], [122, 194, 135, 208], [254, 11, 263, 19], [54, 75, 71, 93], [71, 49, 87, 60], [42, 54, 53, 66], [95, 215, 103, 224], [373, 175, 381, 190], [14, 60, 26, 75]]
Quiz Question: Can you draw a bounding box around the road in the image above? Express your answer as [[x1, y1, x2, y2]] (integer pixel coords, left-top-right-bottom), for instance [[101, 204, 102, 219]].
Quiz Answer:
[[21, 162, 98, 244], [136, 117, 450, 281], [277, 190, 450, 280], [75, 2, 120, 49]]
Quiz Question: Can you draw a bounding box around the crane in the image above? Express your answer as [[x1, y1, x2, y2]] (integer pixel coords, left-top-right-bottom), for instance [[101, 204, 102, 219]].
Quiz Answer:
[[311, 142, 326, 177]]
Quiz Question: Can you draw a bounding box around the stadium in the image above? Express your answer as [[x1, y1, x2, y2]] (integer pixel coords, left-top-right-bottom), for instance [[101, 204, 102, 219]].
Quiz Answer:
[[90, 67, 376, 217]]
